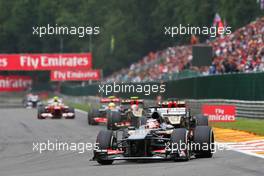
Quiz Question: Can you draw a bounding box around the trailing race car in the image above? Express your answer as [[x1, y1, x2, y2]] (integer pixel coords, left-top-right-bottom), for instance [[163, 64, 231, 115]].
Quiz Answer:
[[88, 96, 121, 125], [23, 93, 42, 108], [37, 97, 75, 119], [151, 99, 209, 126], [106, 97, 147, 130], [93, 99, 214, 165]]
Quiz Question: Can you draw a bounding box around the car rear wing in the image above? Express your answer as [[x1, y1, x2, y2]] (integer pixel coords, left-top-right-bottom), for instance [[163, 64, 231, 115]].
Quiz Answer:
[[100, 98, 120, 103], [148, 107, 186, 116], [159, 100, 186, 108], [121, 99, 144, 105]]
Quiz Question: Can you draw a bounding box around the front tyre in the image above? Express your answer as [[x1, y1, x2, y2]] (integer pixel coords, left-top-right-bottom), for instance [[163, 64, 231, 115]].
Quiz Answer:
[[170, 128, 190, 161], [95, 130, 114, 165]]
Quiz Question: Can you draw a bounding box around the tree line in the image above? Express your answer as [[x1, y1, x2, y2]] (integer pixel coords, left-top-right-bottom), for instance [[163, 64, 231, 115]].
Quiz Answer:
[[0, 0, 263, 76]]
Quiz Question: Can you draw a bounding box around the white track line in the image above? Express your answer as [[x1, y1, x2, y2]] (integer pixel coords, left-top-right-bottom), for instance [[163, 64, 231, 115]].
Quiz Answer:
[[218, 142, 264, 159]]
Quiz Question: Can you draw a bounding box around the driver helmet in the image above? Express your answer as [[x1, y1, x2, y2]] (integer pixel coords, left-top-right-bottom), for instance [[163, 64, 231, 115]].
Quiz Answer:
[[146, 119, 160, 129], [53, 96, 59, 102], [131, 104, 139, 111], [108, 102, 116, 110]]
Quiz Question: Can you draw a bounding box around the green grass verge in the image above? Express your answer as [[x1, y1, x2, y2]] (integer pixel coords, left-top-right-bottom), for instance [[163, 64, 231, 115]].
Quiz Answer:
[[210, 117, 264, 136], [47, 94, 93, 112], [66, 102, 92, 112]]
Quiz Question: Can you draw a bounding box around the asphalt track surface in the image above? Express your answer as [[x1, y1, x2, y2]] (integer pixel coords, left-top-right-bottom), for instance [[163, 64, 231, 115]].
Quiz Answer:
[[0, 108, 263, 176]]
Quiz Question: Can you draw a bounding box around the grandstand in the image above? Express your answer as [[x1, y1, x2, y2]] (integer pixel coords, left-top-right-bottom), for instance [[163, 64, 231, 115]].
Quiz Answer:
[[106, 17, 264, 83]]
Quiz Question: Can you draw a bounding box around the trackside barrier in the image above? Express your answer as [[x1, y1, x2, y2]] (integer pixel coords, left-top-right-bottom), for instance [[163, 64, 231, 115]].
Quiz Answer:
[[60, 94, 264, 119], [187, 99, 264, 119], [0, 92, 25, 108], [61, 72, 264, 100], [59, 94, 156, 110], [59, 72, 264, 119]]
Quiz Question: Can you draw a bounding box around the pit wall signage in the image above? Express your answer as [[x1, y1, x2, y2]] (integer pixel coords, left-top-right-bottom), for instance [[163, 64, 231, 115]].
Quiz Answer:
[[50, 70, 100, 81], [0, 53, 92, 70], [202, 104, 236, 122], [0, 76, 32, 92]]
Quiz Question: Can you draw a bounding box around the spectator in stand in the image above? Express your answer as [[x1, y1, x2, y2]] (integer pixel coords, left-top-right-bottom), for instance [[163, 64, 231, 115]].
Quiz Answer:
[[191, 35, 199, 45], [106, 17, 264, 82]]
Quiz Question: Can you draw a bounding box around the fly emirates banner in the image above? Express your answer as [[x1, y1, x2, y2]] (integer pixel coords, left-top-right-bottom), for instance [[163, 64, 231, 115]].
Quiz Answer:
[[0, 53, 92, 70]]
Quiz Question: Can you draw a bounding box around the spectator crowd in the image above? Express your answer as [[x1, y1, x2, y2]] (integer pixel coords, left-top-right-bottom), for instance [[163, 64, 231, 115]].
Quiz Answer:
[[106, 17, 264, 83]]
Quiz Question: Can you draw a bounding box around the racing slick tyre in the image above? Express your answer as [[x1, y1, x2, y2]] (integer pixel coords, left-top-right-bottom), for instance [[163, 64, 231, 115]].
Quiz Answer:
[[95, 130, 114, 165], [66, 107, 75, 119], [193, 126, 214, 158], [88, 109, 100, 125], [195, 114, 208, 126], [88, 113, 96, 125], [106, 111, 121, 130], [170, 128, 190, 161], [37, 106, 45, 119]]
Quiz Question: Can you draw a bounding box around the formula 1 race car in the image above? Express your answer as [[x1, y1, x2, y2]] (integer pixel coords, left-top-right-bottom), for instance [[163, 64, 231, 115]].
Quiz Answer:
[[88, 96, 121, 125], [106, 97, 147, 130], [23, 93, 42, 108], [37, 99, 75, 119], [93, 99, 214, 165]]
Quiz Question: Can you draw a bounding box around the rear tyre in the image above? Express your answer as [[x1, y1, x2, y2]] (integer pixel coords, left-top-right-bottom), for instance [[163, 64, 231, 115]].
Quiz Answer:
[[95, 130, 114, 165], [37, 106, 45, 119], [107, 111, 121, 130], [195, 114, 208, 126], [88, 109, 100, 125], [88, 114, 96, 125], [66, 107, 75, 119], [170, 128, 190, 161], [193, 126, 214, 158]]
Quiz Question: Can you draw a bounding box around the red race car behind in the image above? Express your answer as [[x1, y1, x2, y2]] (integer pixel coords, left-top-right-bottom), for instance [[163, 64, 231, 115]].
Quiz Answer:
[[38, 101, 75, 119]]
